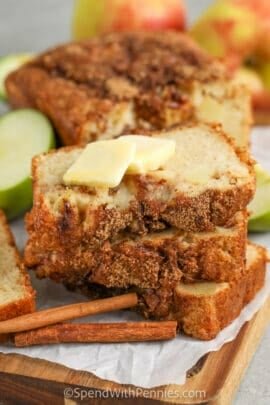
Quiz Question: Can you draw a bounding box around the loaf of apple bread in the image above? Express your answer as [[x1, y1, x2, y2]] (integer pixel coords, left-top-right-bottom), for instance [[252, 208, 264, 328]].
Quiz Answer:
[[5, 31, 251, 147]]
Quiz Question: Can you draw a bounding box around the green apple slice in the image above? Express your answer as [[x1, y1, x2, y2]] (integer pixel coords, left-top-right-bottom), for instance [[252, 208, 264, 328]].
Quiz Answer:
[[248, 165, 270, 232], [0, 109, 55, 219], [0, 53, 33, 100]]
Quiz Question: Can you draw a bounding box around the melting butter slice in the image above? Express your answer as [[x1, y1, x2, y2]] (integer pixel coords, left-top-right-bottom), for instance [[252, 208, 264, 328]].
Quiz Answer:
[[63, 135, 176, 188], [63, 139, 136, 188], [121, 135, 176, 174]]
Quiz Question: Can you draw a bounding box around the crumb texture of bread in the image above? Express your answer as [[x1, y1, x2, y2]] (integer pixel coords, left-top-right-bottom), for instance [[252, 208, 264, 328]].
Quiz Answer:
[[0, 211, 35, 321], [24, 124, 255, 271], [5, 32, 251, 147]]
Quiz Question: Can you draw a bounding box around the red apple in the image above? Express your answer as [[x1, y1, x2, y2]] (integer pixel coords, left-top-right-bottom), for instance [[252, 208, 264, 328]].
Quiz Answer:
[[72, 0, 186, 40], [232, 0, 270, 59], [190, 0, 260, 72], [233, 0, 270, 24]]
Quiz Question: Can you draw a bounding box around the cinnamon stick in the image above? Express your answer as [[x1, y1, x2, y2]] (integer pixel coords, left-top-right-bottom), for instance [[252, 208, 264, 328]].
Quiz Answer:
[[0, 293, 138, 334], [14, 321, 177, 347]]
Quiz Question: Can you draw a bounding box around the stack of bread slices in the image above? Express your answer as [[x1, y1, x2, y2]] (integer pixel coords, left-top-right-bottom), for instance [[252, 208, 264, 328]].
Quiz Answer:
[[23, 123, 267, 340], [3, 31, 268, 340]]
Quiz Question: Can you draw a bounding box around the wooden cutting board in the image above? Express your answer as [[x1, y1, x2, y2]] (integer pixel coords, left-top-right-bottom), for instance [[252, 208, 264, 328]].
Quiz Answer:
[[0, 298, 269, 405]]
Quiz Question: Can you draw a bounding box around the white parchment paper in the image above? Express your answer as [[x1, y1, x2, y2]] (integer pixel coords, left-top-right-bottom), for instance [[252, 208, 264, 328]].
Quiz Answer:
[[0, 127, 269, 388]]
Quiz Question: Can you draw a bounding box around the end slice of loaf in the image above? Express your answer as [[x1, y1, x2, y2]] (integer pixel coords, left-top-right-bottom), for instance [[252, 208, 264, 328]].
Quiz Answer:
[[0, 211, 35, 321], [26, 123, 255, 261], [170, 243, 267, 340]]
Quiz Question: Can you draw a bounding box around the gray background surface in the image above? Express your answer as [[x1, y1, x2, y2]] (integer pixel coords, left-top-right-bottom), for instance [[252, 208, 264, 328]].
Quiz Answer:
[[0, 1, 269, 404]]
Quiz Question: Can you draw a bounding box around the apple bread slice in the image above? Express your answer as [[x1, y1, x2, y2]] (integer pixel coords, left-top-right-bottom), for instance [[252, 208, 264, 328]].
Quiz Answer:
[[25, 123, 255, 267], [0, 211, 35, 321], [25, 210, 247, 289], [170, 242, 267, 340], [81, 242, 267, 340], [61, 242, 267, 340]]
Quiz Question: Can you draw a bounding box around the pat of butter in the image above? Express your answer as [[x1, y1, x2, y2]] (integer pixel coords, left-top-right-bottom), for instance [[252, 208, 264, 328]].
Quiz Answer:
[[63, 139, 136, 188], [121, 135, 176, 174]]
